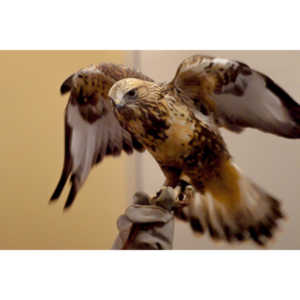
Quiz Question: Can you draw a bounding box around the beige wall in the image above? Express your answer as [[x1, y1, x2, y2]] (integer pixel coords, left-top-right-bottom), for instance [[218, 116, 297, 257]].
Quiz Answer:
[[138, 51, 300, 249], [0, 51, 136, 249]]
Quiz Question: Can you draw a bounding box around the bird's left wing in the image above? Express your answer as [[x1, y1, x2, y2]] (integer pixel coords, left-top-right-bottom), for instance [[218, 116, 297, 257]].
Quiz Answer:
[[172, 55, 300, 138], [50, 63, 153, 209]]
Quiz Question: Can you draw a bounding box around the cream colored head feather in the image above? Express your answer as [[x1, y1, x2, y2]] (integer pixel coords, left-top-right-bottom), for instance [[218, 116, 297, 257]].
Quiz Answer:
[[109, 78, 160, 108]]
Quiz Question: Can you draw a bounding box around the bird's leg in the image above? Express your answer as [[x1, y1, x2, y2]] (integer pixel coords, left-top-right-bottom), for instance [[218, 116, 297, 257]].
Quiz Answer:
[[173, 179, 195, 209], [160, 166, 182, 188], [152, 167, 194, 210], [151, 180, 195, 211]]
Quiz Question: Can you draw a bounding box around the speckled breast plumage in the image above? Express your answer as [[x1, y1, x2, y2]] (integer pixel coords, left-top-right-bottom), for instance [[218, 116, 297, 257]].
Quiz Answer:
[[119, 87, 231, 191]]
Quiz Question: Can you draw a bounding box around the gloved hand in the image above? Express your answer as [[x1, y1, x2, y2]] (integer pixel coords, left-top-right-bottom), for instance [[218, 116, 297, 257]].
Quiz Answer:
[[112, 188, 176, 250]]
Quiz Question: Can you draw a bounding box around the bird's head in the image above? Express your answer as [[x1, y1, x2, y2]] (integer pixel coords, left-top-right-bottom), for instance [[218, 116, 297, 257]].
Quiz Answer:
[[109, 78, 168, 143], [109, 78, 159, 110]]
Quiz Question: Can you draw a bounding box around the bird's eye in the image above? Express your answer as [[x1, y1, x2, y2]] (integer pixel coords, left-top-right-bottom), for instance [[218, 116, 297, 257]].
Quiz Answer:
[[127, 89, 137, 97]]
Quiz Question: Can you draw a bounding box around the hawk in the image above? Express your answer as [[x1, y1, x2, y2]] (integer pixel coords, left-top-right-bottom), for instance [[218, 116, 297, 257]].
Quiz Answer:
[[51, 55, 300, 245]]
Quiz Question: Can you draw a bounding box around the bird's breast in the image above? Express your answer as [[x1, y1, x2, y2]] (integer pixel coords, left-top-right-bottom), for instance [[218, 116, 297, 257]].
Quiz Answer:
[[153, 122, 193, 161], [145, 98, 199, 164], [146, 98, 228, 176]]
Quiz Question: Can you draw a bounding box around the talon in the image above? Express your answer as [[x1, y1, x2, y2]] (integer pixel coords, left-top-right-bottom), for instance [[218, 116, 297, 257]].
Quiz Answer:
[[175, 185, 195, 208]]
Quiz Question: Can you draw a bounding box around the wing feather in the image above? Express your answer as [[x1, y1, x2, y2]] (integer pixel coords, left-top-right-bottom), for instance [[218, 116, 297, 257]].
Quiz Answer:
[[172, 55, 300, 138], [50, 63, 153, 209]]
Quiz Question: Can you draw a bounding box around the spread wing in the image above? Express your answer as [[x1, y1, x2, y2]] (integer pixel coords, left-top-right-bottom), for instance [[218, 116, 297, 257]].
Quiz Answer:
[[50, 63, 153, 209], [172, 55, 300, 138]]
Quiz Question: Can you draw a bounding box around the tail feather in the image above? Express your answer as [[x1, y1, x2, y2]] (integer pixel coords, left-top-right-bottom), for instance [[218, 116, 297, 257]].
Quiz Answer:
[[176, 161, 284, 246]]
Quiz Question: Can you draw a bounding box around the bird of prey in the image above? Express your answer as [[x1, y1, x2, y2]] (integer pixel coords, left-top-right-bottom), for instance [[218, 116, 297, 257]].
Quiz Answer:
[[51, 55, 300, 246]]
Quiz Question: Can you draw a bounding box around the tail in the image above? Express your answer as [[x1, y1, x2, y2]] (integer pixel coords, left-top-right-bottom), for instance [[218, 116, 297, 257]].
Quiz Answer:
[[176, 161, 284, 246]]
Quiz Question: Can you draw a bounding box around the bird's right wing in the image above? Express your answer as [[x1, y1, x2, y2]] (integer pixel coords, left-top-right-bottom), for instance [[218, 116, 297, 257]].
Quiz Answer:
[[50, 63, 153, 209]]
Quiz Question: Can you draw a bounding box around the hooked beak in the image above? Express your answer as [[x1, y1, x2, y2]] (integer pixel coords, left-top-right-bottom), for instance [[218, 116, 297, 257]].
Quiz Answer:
[[110, 97, 126, 110], [108, 87, 126, 110], [114, 100, 126, 110]]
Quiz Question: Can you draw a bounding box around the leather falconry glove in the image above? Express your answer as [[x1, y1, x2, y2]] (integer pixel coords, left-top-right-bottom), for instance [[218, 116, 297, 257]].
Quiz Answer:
[[112, 187, 177, 250]]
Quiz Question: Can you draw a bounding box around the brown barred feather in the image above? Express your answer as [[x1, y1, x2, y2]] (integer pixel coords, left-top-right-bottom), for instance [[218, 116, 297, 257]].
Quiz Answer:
[[50, 63, 153, 208]]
